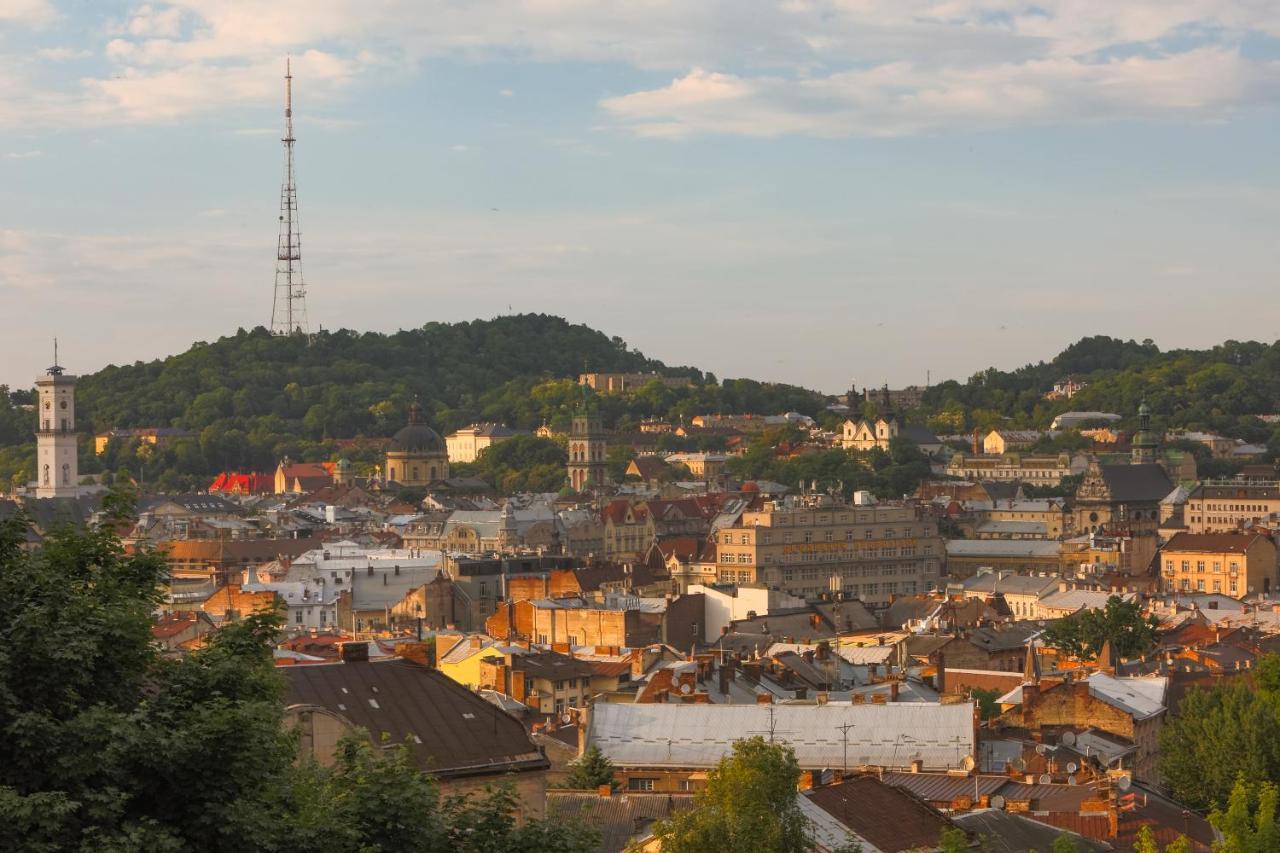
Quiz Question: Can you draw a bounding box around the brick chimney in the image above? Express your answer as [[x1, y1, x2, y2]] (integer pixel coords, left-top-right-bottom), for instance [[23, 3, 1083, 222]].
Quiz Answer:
[[756, 692, 773, 705], [339, 641, 370, 663], [394, 642, 432, 668]]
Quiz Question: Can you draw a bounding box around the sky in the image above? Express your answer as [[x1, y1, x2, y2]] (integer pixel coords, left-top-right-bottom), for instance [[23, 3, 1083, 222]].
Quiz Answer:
[[2, 1, 1279, 395]]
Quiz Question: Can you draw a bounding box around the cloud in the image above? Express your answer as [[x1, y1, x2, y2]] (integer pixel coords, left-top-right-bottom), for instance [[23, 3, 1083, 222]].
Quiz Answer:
[[603, 48, 1279, 137], [0, 0, 55, 25], [36, 47, 91, 61], [450, 143, 468, 151], [4, 0, 1280, 135], [3, 149, 43, 158]]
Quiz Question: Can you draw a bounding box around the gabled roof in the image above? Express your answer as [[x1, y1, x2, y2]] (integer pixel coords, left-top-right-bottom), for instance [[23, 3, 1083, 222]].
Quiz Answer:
[[801, 776, 958, 853], [1096, 463, 1174, 503], [283, 658, 547, 778]]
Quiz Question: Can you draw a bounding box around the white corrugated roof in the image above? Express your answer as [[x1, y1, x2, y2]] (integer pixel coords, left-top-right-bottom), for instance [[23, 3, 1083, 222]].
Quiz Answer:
[[1085, 672, 1166, 720], [588, 701, 976, 770]]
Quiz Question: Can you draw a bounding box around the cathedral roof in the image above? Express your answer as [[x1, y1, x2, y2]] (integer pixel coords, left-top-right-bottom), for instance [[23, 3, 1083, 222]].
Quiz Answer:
[[388, 402, 446, 455], [1096, 464, 1173, 503]]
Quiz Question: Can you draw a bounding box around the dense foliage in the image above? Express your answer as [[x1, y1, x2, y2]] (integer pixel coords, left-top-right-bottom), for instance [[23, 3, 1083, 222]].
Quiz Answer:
[[647, 737, 816, 853], [560, 745, 616, 791], [921, 336, 1280, 447], [453, 435, 568, 494], [1159, 659, 1280, 812], [726, 429, 933, 499], [0, 497, 596, 852], [0, 316, 824, 491], [1039, 595, 1158, 660]]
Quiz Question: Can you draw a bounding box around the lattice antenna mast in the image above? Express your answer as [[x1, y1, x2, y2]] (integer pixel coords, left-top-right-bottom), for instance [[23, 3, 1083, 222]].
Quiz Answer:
[[271, 57, 309, 336]]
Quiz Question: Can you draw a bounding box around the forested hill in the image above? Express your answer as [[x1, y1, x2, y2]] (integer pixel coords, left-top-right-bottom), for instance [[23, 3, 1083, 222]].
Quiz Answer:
[[0, 315, 826, 489], [922, 336, 1280, 444]]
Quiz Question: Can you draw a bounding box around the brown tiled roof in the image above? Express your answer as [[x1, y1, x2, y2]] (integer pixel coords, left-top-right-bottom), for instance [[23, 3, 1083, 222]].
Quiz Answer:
[[511, 651, 596, 681], [1163, 532, 1265, 554], [158, 537, 322, 563], [804, 776, 958, 852], [283, 658, 547, 778]]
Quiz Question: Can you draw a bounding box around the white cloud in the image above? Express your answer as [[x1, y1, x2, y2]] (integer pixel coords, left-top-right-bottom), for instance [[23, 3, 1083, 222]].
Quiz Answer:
[[3, 149, 42, 158], [36, 46, 90, 61], [450, 143, 468, 151], [3, 0, 1280, 135], [603, 48, 1278, 137], [0, 0, 55, 25]]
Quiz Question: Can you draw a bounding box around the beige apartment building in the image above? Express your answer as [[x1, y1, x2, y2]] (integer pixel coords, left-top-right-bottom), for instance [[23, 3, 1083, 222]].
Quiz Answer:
[[711, 497, 944, 604], [944, 452, 1087, 485], [1160, 532, 1277, 597], [1185, 481, 1280, 533], [444, 423, 518, 463]]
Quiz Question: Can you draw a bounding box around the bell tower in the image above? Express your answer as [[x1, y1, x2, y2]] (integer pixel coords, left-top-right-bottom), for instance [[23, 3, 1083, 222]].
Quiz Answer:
[[567, 405, 608, 492], [35, 345, 79, 498]]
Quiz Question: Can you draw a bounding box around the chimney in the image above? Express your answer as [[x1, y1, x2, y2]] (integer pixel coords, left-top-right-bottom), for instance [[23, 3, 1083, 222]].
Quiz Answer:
[[339, 641, 370, 663], [470, 635, 484, 650], [598, 784, 612, 798], [816, 691, 829, 705], [756, 692, 773, 705], [394, 642, 432, 668], [718, 661, 732, 695], [816, 641, 830, 661], [871, 693, 887, 705], [910, 759, 923, 773], [890, 680, 900, 702], [852, 693, 866, 704]]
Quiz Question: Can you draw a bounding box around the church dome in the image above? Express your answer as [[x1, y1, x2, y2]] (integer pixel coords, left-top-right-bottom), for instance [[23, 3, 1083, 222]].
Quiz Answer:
[[388, 403, 446, 455]]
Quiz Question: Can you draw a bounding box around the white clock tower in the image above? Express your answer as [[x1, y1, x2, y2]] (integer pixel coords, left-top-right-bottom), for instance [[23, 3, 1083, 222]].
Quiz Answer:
[[35, 353, 78, 499]]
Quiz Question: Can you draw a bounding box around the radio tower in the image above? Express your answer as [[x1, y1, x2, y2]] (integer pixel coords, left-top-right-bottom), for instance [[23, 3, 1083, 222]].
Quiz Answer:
[[270, 57, 309, 336]]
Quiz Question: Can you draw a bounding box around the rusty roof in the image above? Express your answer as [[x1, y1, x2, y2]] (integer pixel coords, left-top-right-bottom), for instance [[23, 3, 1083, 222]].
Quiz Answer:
[[804, 776, 959, 852]]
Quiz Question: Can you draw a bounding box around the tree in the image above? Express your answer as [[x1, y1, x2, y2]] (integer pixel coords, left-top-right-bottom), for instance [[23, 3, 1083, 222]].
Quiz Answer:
[[562, 745, 616, 790], [1159, 675, 1280, 811], [938, 827, 969, 852], [1164, 836, 1193, 853], [1208, 777, 1279, 853], [1132, 824, 1159, 853], [1051, 834, 1078, 853], [1040, 595, 1158, 660], [970, 688, 1003, 721], [649, 738, 812, 853], [0, 490, 599, 853]]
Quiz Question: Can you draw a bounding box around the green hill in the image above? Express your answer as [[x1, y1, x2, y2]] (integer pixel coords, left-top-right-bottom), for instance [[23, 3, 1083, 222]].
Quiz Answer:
[[0, 315, 826, 490]]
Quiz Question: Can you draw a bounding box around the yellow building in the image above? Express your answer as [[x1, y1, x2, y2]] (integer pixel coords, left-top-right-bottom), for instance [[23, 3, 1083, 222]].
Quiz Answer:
[[445, 423, 518, 463], [1160, 532, 1277, 598], [94, 427, 193, 455], [840, 416, 898, 451], [435, 633, 509, 689], [944, 452, 1086, 485], [982, 429, 1043, 455], [1184, 481, 1280, 534]]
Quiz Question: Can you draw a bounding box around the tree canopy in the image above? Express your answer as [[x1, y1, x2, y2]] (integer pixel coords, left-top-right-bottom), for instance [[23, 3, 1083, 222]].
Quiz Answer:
[[647, 737, 813, 853], [0, 493, 597, 852], [1039, 595, 1158, 660]]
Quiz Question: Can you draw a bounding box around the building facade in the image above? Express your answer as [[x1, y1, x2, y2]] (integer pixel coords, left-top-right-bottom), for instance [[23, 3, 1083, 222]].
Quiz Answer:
[[385, 402, 449, 487], [1160, 532, 1277, 597], [35, 361, 78, 498], [445, 423, 518, 463], [567, 407, 607, 492], [944, 452, 1086, 485], [1184, 481, 1280, 534], [712, 497, 944, 604]]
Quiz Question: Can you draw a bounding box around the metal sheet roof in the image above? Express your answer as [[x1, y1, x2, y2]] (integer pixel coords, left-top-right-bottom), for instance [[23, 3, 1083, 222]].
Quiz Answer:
[[588, 701, 976, 771]]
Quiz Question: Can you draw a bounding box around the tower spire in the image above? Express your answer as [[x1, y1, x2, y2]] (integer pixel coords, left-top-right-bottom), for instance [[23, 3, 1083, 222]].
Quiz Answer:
[[270, 56, 310, 336]]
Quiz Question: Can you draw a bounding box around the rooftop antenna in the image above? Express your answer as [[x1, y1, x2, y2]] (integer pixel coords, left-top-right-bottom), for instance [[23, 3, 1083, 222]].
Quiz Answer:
[[270, 56, 310, 337]]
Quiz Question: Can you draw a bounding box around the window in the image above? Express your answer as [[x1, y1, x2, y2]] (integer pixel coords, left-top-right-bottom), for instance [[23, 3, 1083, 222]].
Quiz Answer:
[[740, 534, 749, 544], [61, 464, 70, 485], [628, 778, 656, 792], [295, 611, 303, 624], [42, 464, 49, 485], [1197, 580, 1205, 592], [1196, 561, 1205, 573]]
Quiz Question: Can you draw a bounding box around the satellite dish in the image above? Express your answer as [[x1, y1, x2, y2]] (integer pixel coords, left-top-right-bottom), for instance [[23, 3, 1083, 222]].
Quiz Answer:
[[1039, 774, 1053, 785], [561, 713, 572, 724], [1062, 731, 1077, 747], [1035, 744, 1049, 755], [990, 794, 1006, 810], [1067, 762, 1079, 774], [961, 755, 976, 771], [1118, 776, 1132, 791], [1010, 757, 1026, 772], [679, 683, 692, 695]]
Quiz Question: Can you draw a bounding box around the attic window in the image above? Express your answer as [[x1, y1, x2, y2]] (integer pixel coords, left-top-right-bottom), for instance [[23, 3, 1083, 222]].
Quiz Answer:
[[337, 703, 347, 711], [368, 699, 380, 709], [462, 712, 476, 720], [340, 687, 349, 694]]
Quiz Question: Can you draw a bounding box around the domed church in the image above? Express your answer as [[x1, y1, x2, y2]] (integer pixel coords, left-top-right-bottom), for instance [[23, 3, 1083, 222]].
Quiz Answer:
[[385, 401, 449, 487]]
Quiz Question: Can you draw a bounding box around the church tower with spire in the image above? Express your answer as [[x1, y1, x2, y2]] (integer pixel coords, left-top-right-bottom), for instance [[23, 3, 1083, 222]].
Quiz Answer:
[[35, 344, 79, 498], [1131, 401, 1158, 465], [567, 402, 608, 493]]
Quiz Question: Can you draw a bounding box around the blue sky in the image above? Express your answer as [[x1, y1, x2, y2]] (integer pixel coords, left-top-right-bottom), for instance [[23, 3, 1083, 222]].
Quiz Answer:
[[2, 1, 1279, 394]]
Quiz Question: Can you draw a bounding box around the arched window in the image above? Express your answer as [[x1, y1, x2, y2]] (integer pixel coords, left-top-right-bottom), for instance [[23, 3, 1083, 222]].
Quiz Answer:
[[62, 464, 70, 485], [42, 464, 50, 485], [429, 466, 437, 481], [411, 465, 420, 481]]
